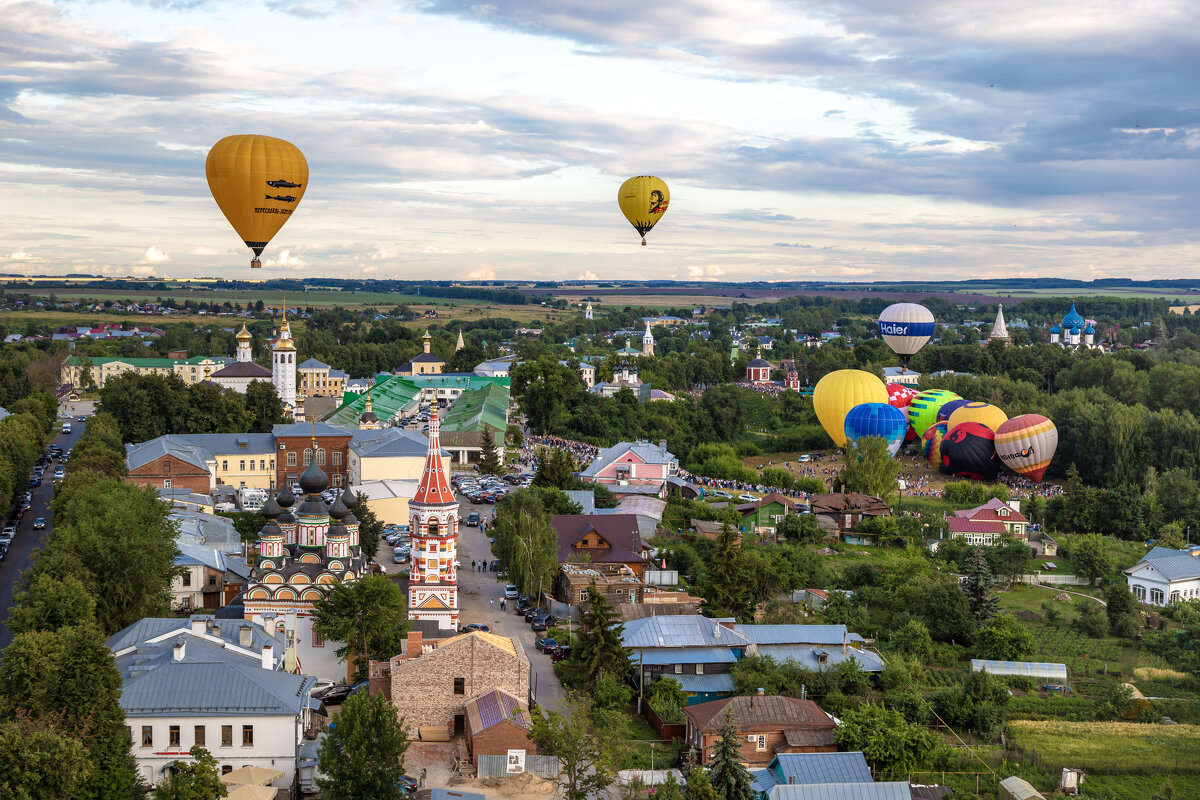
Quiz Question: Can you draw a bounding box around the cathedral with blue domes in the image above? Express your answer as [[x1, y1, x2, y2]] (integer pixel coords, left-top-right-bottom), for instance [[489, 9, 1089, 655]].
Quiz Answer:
[[1048, 301, 1100, 350]]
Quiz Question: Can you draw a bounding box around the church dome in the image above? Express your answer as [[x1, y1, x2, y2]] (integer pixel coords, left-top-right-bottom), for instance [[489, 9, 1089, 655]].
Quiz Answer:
[[236, 323, 252, 341], [1061, 303, 1085, 330], [1084, 325, 1095, 335], [1050, 323, 1061, 333], [340, 486, 358, 510], [261, 494, 282, 520], [276, 484, 295, 509], [329, 492, 348, 521], [299, 460, 329, 495], [1069, 326, 1080, 336]]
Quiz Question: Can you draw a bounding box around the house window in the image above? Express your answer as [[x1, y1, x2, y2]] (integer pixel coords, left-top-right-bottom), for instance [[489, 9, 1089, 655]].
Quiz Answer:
[[316, 449, 326, 466], [287, 452, 296, 467], [242, 726, 254, 746], [1151, 588, 1165, 604], [163, 479, 172, 489], [240, 460, 245, 471], [674, 664, 682, 674], [222, 461, 228, 471], [182, 572, 192, 587], [304, 449, 313, 466], [756, 735, 767, 751], [222, 766, 233, 775], [222, 725, 233, 747], [195, 726, 205, 747], [260, 460, 266, 471], [453, 678, 465, 695], [169, 726, 180, 747], [696, 663, 704, 675], [313, 629, 324, 648], [142, 727, 153, 747], [332, 452, 342, 466]]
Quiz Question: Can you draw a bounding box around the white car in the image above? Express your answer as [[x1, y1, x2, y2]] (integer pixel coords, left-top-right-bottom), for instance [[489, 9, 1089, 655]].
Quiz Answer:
[[739, 493, 756, 502]]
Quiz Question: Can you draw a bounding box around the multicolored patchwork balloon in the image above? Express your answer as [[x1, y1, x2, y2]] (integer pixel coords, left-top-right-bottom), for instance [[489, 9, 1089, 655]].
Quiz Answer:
[[995, 414, 1058, 482]]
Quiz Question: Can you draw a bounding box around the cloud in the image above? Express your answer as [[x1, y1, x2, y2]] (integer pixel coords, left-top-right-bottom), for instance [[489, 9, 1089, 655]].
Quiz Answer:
[[466, 267, 496, 280], [262, 249, 308, 269], [578, 270, 597, 280], [130, 264, 160, 276], [141, 246, 170, 263]]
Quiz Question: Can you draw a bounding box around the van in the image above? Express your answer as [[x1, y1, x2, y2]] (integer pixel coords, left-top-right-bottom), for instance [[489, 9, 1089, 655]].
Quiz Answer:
[[61, 423, 71, 434], [466, 513, 481, 527]]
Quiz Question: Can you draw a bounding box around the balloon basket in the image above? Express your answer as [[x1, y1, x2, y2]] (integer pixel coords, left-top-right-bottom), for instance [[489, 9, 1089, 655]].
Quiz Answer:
[[641, 238, 647, 246], [251, 259, 262, 269]]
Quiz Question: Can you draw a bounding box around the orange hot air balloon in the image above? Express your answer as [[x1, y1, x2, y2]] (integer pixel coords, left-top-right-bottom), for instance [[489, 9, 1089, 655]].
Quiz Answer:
[[996, 414, 1058, 482], [206, 135, 308, 268]]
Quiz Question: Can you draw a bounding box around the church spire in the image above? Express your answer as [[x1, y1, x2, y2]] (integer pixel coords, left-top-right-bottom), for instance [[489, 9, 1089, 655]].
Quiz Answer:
[[412, 404, 454, 505], [989, 304, 1010, 342]]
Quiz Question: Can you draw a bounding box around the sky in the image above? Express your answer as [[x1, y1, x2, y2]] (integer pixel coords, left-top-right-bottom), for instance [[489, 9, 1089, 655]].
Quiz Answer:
[[1, 0, 1198, 283]]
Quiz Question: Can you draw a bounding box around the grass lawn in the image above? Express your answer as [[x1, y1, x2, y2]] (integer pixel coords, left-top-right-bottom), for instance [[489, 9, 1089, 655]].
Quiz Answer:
[[1008, 720, 1200, 775]]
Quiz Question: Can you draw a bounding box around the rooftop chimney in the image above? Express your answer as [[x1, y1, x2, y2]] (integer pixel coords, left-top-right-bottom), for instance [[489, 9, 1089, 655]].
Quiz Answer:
[[238, 624, 253, 648], [262, 643, 274, 670], [173, 638, 186, 662], [659, 439, 667, 454], [262, 613, 278, 637], [405, 630, 423, 658], [190, 616, 206, 635]]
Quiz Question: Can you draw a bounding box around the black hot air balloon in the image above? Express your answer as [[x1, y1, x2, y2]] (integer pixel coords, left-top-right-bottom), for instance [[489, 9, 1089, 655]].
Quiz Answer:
[[941, 421, 1000, 481]]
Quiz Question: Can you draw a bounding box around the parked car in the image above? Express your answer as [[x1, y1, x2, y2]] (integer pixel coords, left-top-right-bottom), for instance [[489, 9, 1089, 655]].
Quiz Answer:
[[535, 637, 558, 654], [320, 681, 368, 705], [738, 493, 756, 502], [504, 584, 519, 599], [524, 606, 546, 622], [395, 775, 419, 796], [514, 598, 531, 615], [530, 615, 555, 632], [32, 517, 45, 530], [551, 645, 571, 663], [460, 623, 491, 633], [466, 512, 481, 527], [393, 549, 409, 564]]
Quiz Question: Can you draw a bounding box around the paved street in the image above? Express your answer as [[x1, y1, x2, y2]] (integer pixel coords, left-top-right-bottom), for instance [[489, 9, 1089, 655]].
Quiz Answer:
[[0, 407, 88, 651]]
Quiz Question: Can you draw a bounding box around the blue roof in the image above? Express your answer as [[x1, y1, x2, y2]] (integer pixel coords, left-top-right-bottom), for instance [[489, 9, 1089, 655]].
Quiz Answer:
[[736, 624, 864, 646], [1135, 547, 1200, 581], [1084, 325, 1095, 334], [1050, 324, 1061, 333], [638, 647, 738, 666], [673, 673, 735, 694], [770, 752, 873, 787], [622, 615, 749, 649], [752, 769, 777, 793], [768, 783, 910, 800], [754, 644, 885, 672]]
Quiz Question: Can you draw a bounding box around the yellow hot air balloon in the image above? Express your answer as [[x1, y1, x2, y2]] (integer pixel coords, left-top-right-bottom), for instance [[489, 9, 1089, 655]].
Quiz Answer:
[[947, 401, 1009, 433], [618, 176, 670, 245], [813, 369, 889, 448], [206, 135, 309, 268]]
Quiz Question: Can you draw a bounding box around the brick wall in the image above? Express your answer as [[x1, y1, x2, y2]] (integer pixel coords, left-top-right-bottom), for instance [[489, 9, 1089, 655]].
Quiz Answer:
[[470, 722, 538, 765], [388, 634, 530, 737], [276, 434, 351, 490], [127, 454, 210, 494]]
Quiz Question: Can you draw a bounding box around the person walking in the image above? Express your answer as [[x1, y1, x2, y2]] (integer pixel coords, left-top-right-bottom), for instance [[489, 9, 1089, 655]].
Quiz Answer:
[[420, 769, 427, 789], [490, 598, 495, 610]]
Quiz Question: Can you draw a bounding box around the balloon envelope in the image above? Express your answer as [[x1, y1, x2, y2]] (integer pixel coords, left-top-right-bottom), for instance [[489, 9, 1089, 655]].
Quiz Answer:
[[887, 382, 921, 441], [936, 398, 971, 423], [814, 370, 889, 448], [922, 421, 949, 470], [941, 422, 1000, 481], [844, 403, 908, 457], [947, 401, 1009, 433], [996, 414, 1058, 482], [908, 389, 961, 438], [878, 303, 935, 363], [618, 176, 670, 245]]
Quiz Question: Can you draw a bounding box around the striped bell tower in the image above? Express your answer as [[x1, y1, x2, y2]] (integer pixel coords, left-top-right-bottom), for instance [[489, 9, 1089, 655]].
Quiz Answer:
[[407, 404, 459, 630]]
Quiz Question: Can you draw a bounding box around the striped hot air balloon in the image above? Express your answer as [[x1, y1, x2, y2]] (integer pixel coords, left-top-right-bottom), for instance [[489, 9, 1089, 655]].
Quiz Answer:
[[941, 421, 1000, 481], [936, 398, 971, 423], [947, 401, 1009, 433], [887, 382, 921, 441], [908, 389, 961, 438], [878, 303, 935, 367], [844, 402, 908, 456], [922, 421, 949, 470], [996, 414, 1058, 482]]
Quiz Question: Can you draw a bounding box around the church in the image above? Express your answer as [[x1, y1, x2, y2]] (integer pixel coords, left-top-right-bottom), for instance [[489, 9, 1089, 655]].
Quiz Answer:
[[1048, 302, 1101, 350]]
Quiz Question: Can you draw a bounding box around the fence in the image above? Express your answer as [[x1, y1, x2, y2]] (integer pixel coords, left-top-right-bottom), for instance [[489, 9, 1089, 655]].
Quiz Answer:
[[1018, 574, 1091, 586], [644, 569, 679, 586], [643, 702, 686, 741], [476, 754, 560, 780]]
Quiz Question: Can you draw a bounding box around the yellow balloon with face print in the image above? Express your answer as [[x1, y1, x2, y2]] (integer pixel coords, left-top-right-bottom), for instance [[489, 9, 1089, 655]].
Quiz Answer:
[[206, 135, 309, 268], [618, 176, 670, 245]]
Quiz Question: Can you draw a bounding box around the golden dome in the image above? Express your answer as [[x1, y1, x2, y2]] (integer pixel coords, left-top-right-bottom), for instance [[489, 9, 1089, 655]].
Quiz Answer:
[[236, 323, 252, 341]]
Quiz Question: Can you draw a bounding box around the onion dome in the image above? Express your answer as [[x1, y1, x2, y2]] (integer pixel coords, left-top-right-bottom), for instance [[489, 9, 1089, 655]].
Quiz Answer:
[[276, 484, 295, 509], [1069, 326, 1080, 336], [748, 357, 770, 367], [1049, 323, 1061, 334], [339, 487, 359, 525], [329, 492, 348, 521], [261, 494, 282, 520], [1084, 325, 1095, 335], [1061, 302, 1085, 330], [236, 323, 252, 341], [299, 459, 328, 495]]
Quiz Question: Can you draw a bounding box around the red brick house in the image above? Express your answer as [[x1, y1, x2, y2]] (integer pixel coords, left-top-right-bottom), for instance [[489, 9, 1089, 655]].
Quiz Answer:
[[273, 421, 352, 490], [125, 437, 212, 494], [683, 694, 836, 766], [464, 689, 540, 766], [552, 514, 650, 578]]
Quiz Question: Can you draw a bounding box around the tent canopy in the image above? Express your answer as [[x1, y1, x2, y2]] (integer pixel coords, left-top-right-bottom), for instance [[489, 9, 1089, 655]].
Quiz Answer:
[[220, 765, 284, 786]]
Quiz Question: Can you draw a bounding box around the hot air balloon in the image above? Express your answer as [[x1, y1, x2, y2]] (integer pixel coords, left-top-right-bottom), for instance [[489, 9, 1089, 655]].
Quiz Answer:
[[936, 398, 971, 423], [941, 422, 1000, 481], [908, 389, 960, 438], [922, 421, 949, 470], [887, 383, 921, 442], [947, 401, 1009, 433], [844, 403, 908, 457], [618, 176, 670, 245], [206, 135, 309, 268], [996, 414, 1058, 482], [813, 369, 889, 448], [878, 303, 935, 368]]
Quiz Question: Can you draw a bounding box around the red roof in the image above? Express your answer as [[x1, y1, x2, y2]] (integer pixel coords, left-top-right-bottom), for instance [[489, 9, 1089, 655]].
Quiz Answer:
[[947, 518, 1006, 534], [951, 497, 1029, 524], [411, 405, 456, 506]]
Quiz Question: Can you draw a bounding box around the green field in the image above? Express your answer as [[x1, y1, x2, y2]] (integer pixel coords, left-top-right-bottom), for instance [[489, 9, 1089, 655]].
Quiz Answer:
[[1008, 720, 1200, 776], [4, 286, 481, 308]]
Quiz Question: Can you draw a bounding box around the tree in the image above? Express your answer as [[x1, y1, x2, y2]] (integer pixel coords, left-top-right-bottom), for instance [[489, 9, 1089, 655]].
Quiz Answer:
[[962, 549, 999, 623], [0, 624, 139, 800], [1070, 534, 1112, 585], [835, 703, 942, 779], [974, 615, 1036, 661], [775, 512, 823, 545], [575, 582, 632, 689], [0, 714, 92, 800], [492, 490, 559, 599], [531, 692, 625, 800], [931, 669, 1010, 737], [8, 573, 96, 634], [152, 746, 227, 800], [317, 689, 409, 800], [245, 380, 287, 433], [532, 448, 575, 490], [708, 708, 755, 800], [1106, 581, 1141, 639], [838, 435, 901, 499], [353, 492, 382, 563], [312, 574, 410, 683], [512, 356, 585, 434], [647, 678, 686, 724], [477, 427, 503, 475], [701, 524, 755, 621], [1073, 597, 1109, 638], [891, 619, 934, 661]]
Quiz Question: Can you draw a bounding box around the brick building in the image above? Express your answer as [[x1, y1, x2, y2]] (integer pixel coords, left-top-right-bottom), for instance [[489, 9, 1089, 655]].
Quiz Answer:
[[464, 689, 539, 766], [273, 421, 353, 491], [125, 438, 212, 494], [373, 630, 530, 738], [555, 562, 643, 606], [683, 693, 836, 766]]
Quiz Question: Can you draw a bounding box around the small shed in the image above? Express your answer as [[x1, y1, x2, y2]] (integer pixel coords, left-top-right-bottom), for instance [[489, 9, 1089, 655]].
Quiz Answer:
[[971, 660, 1068, 683], [464, 688, 538, 766], [998, 776, 1046, 800]]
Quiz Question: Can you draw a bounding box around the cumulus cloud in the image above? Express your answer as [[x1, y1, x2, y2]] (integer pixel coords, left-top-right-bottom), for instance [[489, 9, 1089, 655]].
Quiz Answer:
[[466, 267, 496, 280], [262, 249, 308, 269], [141, 246, 170, 263]]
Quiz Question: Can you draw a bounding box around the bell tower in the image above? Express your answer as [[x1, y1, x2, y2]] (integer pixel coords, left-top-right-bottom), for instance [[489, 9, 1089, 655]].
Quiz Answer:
[[407, 404, 459, 630]]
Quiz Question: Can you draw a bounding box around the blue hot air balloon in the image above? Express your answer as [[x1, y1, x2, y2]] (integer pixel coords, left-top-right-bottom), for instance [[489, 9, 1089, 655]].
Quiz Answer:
[[844, 402, 908, 457], [878, 303, 935, 367]]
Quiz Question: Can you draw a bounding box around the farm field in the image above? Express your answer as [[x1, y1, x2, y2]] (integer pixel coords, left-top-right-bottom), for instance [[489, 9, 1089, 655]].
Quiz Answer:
[[2, 286, 484, 308], [1008, 720, 1200, 776]]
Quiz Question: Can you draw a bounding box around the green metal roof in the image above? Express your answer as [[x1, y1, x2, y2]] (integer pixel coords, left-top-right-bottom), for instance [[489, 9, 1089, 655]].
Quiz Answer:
[[323, 374, 509, 429], [441, 382, 509, 435]]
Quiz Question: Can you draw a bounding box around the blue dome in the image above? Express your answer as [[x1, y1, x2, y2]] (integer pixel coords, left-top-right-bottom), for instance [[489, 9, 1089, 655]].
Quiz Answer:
[[1050, 324, 1061, 333], [1069, 327, 1080, 336], [1084, 325, 1095, 335], [1061, 302, 1085, 329]]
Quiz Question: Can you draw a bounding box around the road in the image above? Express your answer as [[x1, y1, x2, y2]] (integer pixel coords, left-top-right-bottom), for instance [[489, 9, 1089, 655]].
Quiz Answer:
[[0, 408, 88, 651], [379, 489, 567, 714]]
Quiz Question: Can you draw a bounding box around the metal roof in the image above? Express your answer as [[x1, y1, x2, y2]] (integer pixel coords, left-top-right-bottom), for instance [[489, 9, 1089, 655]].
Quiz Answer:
[[119, 659, 311, 716], [350, 427, 443, 459], [754, 644, 884, 673], [769, 752, 872, 786], [685, 695, 834, 733], [1138, 547, 1200, 581], [464, 689, 531, 736], [672, 673, 735, 694], [971, 660, 1067, 680], [767, 783, 911, 800], [107, 616, 285, 657], [581, 440, 675, 478], [637, 647, 737, 666], [126, 435, 211, 472], [735, 625, 863, 646], [621, 614, 750, 649]]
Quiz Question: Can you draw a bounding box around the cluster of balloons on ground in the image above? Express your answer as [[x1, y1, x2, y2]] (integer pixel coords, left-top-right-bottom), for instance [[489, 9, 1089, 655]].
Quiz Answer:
[[814, 368, 1058, 484]]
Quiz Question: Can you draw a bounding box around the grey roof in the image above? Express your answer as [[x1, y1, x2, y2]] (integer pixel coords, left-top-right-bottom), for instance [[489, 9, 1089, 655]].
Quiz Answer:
[[273, 421, 355, 438], [753, 644, 885, 672], [622, 615, 750, 649], [107, 615, 285, 656], [768, 752, 872, 787], [751, 769, 777, 794], [173, 509, 242, 553], [748, 358, 771, 367], [298, 358, 331, 370], [565, 490, 596, 515], [211, 361, 272, 378], [1136, 547, 1200, 581], [350, 427, 445, 458], [127, 433, 277, 473], [735, 624, 865, 646], [126, 435, 211, 472], [673, 673, 735, 694], [581, 440, 675, 478], [119, 658, 311, 716], [638, 647, 738, 666], [767, 783, 911, 800]]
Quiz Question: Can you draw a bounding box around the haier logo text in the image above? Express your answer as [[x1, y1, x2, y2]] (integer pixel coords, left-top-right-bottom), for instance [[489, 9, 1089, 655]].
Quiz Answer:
[[879, 323, 911, 335]]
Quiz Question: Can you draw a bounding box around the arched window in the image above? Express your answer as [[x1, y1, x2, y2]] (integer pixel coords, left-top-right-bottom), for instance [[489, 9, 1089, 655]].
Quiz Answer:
[[1150, 587, 1165, 605], [303, 448, 313, 466], [428, 519, 439, 537], [1133, 585, 1146, 601], [316, 449, 326, 466]]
